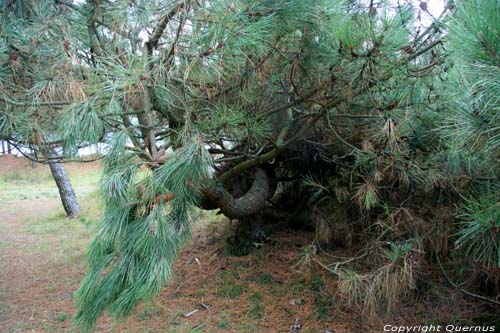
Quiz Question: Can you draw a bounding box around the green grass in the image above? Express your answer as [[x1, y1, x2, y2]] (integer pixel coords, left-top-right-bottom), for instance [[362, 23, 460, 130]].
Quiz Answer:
[[0, 241, 11, 248], [238, 323, 259, 332], [0, 162, 102, 277], [56, 312, 70, 322], [137, 303, 163, 321], [217, 320, 231, 329], [18, 192, 102, 269], [290, 280, 307, 295], [0, 167, 54, 184], [193, 288, 206, 298], [22, 202, 100, 237], [309, 275, 337, 320], [215, 312, 232, 330], [23, 211, 87, 235], [217, 270, 247, 299], [247, 292, 265, 319], [254, 272, 274, 285], [0, 162, 100, 202], [0, 186, 60, 202], [218, 284, 245, 299]]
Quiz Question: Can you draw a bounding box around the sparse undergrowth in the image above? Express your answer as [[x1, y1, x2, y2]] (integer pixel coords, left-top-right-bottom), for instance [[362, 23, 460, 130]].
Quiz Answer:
[[0, 157, 497, 332], [0, 155, 101, 202]]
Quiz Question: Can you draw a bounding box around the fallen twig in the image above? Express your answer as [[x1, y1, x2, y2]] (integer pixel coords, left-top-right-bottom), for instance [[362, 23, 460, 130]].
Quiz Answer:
[[184, 309, 199, 317]]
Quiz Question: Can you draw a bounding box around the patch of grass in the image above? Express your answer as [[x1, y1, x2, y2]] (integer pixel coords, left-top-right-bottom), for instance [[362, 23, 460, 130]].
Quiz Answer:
[[23, 190, 101, 236], [217, 270, 247, 299], [59, 237, 89, 265], [247, 292, 265, 319], [0, 168, 54, 184], [239, 323, 259, 332], [247, 303, 265, 319], [23, 210, 94, 236], [218, 284, 245, 299], [310, 275, 325, 292], [0, 162, 101, 203], [26, 241, 50, 253], [193, 288, 206, 298], [254, 272, 274, 285], [314, 294, 336, 320], [137, 303, 163, 321], [191, 208, 226, 227], [56, 312, 70, 322], [215, 312, 232, 330], [40, 323, 55, 331], [0, 302, 11, 314], [217, 320, 231, 329], [0, 241, 11, 248], [69, 168, 101, 188], [309, 275, 336, 320], [282, 307, 293, 316], [290, 280, 307, 295], [249, 292, 263, 303]]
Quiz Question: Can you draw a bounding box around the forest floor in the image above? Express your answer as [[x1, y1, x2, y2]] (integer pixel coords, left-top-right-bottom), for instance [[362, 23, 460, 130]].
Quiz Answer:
[[0, 154, 494, 332]]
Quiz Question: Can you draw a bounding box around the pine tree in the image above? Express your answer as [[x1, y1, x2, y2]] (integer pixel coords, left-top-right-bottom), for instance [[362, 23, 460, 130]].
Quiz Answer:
[[2, 0, 456, 329], [439, 0, 500, 269], [0, 0, 82, 217]]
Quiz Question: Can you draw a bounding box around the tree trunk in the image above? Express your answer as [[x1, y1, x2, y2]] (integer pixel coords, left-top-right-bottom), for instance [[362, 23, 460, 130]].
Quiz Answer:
[[48, 159, 80, 218]]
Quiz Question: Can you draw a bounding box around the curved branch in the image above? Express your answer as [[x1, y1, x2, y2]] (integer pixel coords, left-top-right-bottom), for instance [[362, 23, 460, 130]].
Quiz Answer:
[[436, 255, 500, 306], [200, 168, 274, 219]]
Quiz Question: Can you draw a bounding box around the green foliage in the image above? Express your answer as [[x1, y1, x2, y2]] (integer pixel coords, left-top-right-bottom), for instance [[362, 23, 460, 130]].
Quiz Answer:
[[75, 138, 211, 331], [56, 312, 70, 323], [443, 0, 500, 152], [58, 101, 105, 155], [456, 192, 500, 269], [218, 284, 245, 299], [7, 0, 497, 329], [254, 272, 274, 285], [439, 0, 500, 270]]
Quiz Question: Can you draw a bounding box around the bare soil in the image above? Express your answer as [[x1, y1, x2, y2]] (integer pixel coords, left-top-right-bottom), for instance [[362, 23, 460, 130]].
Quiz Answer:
[[0, 197, 353, 332]]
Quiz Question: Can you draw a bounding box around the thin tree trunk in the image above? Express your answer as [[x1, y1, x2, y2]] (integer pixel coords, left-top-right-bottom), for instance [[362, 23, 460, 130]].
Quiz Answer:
[[32, 128, 81, 218], [47, 158, 80, 218]]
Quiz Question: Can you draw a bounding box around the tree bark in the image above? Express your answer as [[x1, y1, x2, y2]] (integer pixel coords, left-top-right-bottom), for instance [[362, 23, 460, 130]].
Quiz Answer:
[[200, 168, 274, 219], [32, 128, 81, 219], [47, 158, 80, 218]]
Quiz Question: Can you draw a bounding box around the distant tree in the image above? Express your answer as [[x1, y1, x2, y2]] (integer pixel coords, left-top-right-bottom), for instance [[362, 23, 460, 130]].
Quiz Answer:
[[0, 0, 82, 217]]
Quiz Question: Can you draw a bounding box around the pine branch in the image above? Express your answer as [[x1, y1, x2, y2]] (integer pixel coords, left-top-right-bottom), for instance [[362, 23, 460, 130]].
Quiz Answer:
[[146, 1, 188, 53], [436, 255, 500, 306]]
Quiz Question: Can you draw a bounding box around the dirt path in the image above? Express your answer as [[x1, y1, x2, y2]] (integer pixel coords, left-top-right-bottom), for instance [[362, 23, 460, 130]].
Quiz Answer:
[[0, 199, 78, 332]]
